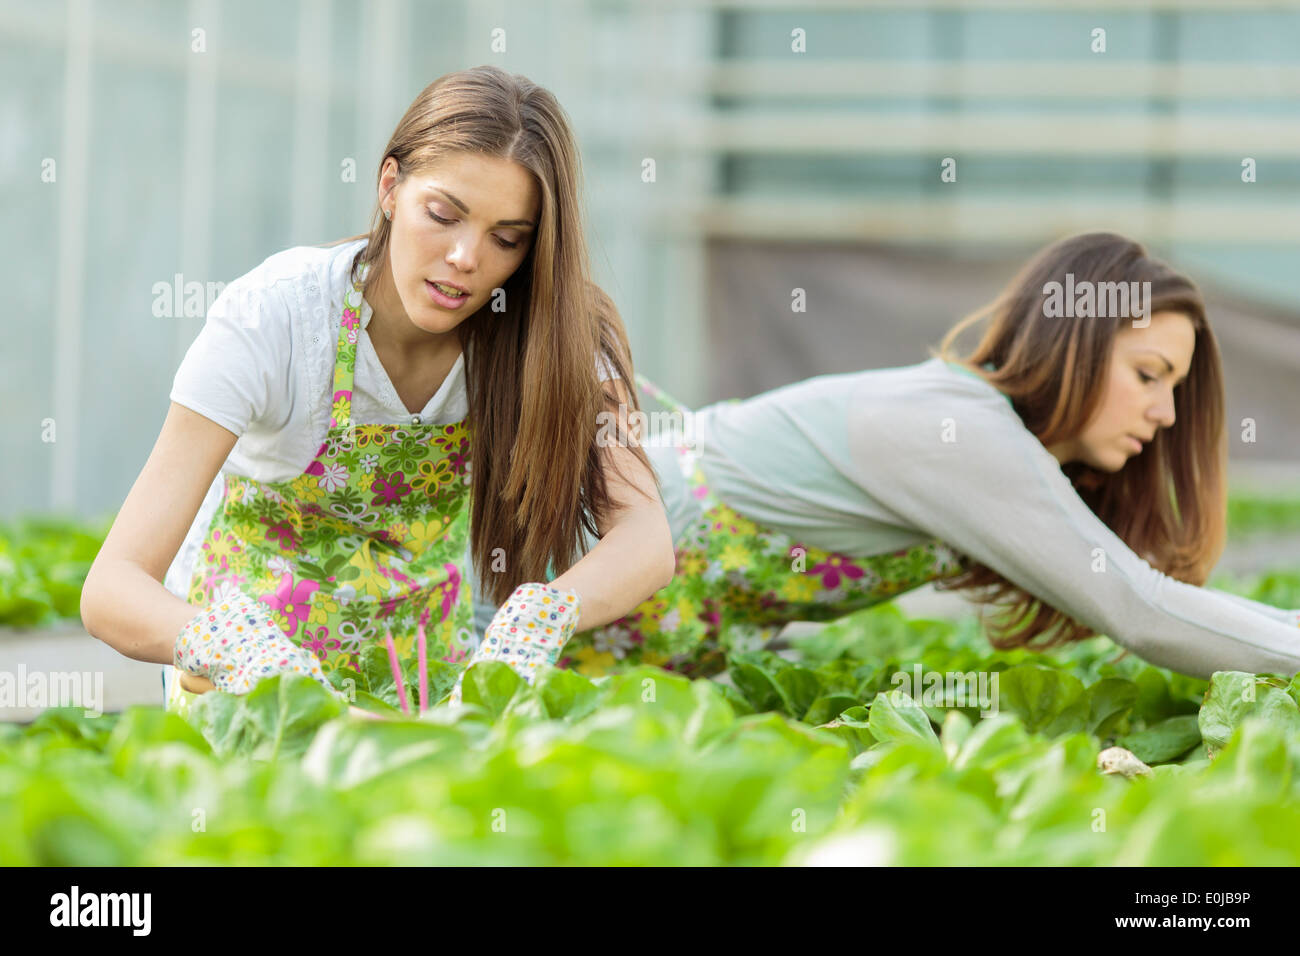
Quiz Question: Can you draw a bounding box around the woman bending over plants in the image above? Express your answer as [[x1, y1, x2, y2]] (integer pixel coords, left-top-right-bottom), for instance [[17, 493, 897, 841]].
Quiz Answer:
[[518, 232, 1300, 681], [81, 65, 674, 717]]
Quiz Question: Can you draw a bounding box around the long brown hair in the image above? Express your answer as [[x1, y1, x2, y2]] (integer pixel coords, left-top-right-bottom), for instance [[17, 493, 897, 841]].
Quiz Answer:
[[324, 65, 656, 605], [929, 232, 1227, 651]]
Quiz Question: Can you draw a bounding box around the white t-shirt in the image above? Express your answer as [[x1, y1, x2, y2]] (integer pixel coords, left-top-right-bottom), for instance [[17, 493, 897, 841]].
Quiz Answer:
[[164, 237, 617, 601]]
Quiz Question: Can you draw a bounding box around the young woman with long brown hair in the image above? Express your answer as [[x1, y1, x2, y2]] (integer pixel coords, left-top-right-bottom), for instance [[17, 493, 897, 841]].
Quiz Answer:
[[541, 232, 1300, 681], [80, 65, 674, 715]]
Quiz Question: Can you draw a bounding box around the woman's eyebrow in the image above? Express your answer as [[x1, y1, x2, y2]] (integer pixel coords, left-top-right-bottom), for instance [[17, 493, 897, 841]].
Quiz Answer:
[[428, 186, 535, 228], [1134, 347, 1188, 382]]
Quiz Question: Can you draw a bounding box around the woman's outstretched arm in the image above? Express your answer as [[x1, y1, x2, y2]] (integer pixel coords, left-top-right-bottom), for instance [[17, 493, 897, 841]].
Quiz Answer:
[[846, 381, 1300, 681], [1209, 587, 1300, 629]]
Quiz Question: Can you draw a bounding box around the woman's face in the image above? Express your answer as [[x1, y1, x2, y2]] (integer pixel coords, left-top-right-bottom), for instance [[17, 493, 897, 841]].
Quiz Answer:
[[379, 151, 539, 335], [1046, 310, 1196, 471]]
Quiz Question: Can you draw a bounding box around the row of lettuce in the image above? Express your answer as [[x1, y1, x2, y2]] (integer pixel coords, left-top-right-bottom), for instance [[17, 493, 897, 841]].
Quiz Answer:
[[4, 575, 1300, 864]]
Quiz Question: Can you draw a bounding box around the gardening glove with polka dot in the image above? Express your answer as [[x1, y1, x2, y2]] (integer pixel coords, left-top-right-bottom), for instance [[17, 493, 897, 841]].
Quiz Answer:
[[447, 582, 582, 706], [175, 590, 342, 698]]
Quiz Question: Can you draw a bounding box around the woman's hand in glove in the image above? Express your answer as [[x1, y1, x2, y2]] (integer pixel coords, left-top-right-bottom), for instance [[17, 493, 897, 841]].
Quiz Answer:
[[174, 590, 342, 698], [447, 582, 582, 706]]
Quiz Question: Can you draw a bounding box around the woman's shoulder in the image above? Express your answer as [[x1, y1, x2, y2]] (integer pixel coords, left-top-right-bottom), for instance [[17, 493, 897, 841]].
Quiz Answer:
[[845, 358, 1021, 440], [216, 239, 366, 331], [861, 357, 1010, 405], [723, 358, 998, 412], [248, 238, 366, 299]]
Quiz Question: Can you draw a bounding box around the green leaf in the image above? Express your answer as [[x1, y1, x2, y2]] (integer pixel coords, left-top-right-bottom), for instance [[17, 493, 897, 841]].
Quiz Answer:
[[727, 656, 790, 715], [597, 667, 706, 731], [188, 674, 345, 760], [803, 694, 862, 727], [534, 666, 600, 721], [352, 642, 453, 712], [810, 658, 877, 700], [349, 690, 405, 718], [421, 659, 460, 709], [1084, 677, 1139, 738], [1117, 715, 1201, 765], [326, 662, 365, 696], [723, 651, 826, 719], [712, 680, 756, 716], [0, 578, 55, 628], [1201, 718, 1296, 800], [358, 642, 409, 707], [683, 679, 738, 749], [21, 708, 120, 750], [458, 661, 524, 719], [1286, 670, 1300, 710], [867, 690, 941, 751], [1198, 671, 1300, 759], [773, 667, 823, 721], [186, 690, 250, 759], [813, 704, 876, 756], [951, 714, 1032, 771], [1129, 666, 1202, 725], [940, 710, 974, 761], [242, 674, 347, 759], [301, 718, 469, 789], [995, 664, 1089, 737], [103, 707, 211, 773]]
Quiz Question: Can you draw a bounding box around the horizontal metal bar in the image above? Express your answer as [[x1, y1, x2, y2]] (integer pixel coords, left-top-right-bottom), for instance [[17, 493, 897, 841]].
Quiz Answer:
[[602, 61, 1300, 100], [618, 0, 1300, 11], [639, 196, 1300, 241], [596, 112, 1300, 156]]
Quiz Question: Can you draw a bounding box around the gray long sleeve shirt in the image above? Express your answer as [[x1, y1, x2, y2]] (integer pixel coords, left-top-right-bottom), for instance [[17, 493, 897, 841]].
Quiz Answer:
[[470, 357, 1300, 680]]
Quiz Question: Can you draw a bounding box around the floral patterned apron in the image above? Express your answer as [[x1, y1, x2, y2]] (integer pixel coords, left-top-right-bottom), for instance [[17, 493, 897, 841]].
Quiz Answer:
[[165, 268, 477, 715], [559, 374, 971, 678]]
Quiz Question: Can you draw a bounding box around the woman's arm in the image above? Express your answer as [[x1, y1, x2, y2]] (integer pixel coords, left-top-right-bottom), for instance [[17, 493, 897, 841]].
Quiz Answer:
[[549, 379, 675, 631], [1209, 586, 1300, 628], [86, 271, 290, 666], [846, 385, 1300, 681], [81, 402, 239, 665]]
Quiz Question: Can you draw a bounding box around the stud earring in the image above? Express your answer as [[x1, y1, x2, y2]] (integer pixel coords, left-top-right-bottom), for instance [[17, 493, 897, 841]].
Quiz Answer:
[[383, 208, 391, 221]]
